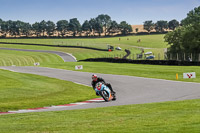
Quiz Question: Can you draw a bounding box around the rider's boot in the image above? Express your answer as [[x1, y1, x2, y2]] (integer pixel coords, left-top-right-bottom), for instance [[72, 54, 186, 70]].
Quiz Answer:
[[111, 91, 116, 100], [112, 94, 116, 101], [112, 91, 116, 95], [96, 92, 100, 96]]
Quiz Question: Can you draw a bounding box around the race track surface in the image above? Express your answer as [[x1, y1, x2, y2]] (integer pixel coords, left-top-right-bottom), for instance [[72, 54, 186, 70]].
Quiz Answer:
[[0, 48, 77, 62], [0, 66, 200, 113]]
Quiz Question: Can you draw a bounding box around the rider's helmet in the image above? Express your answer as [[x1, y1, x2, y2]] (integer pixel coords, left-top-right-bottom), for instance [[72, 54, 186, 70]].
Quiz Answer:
[[92, 74, 98, 81]]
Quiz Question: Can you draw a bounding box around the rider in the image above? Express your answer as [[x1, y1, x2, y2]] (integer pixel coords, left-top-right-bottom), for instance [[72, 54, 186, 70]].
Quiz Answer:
[[91, 74, 116, 97]]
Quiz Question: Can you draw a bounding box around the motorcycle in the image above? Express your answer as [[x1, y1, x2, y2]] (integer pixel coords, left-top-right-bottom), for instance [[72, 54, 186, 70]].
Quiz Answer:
[[95, 82, 116, 102]]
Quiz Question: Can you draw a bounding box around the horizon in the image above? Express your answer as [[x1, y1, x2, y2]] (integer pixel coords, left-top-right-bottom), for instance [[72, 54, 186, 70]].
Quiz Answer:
[[0, 0, 200, 25]]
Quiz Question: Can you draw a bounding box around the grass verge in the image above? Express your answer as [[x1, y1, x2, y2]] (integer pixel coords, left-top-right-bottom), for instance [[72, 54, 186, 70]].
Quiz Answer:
[[0, 49, 64, 66], [42, 62, 200, 83], [0, 99, 199, 132], [0, 69, 96, 112]]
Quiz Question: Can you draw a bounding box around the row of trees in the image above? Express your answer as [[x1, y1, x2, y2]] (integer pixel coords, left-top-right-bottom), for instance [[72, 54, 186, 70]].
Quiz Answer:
[[143, 19, 180, 33], [0, 14, 133, 37], [164, 6, 200, 55]]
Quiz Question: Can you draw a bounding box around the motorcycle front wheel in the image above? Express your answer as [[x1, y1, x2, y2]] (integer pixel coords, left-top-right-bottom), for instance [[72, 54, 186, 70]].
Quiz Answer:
[[100, 91, 110, 102]]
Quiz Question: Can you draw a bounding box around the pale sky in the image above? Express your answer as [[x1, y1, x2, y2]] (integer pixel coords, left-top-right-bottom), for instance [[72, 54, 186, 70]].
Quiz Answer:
[[0, 0, 199, 24]]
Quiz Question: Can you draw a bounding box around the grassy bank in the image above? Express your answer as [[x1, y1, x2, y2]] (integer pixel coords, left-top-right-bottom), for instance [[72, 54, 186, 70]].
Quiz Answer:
[[0, 99, 199, 132], [0, 49, 64, 66], [0, 69, 95, 112]]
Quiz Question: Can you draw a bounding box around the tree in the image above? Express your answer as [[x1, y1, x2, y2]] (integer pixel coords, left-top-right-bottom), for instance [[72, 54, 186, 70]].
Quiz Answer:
[[1, 21, 10, 37], [143, 20, 154, 33], [39, 20, 47, 37], [94, 20, 103, 36], [96, 14, 111, 36], [0, 14, 138, 38], [89, 18, 97, 36], [181, 6, 200, 26], [68, 18, 81, 37], [165, 6, 200, 55], [6, 20, 30, 37], [135, 28, 139, 33], [0, 19, 2, 25], [0, 19, 2, 33], [164, 27, 183, 53], [9, 20, 21, 37], [56, 20, 69, 37], [155, 20, 168, 33], [119, 21, 132, 35], [20, 22, 31, 37], [88, 18, 103, 36], [165, 23, 200, 54], [0, 19, 4, 37], [82, 20, 91, 36], [32, 22, 41, 37], [168, 19, 179, 30], [46, 21, 55, 37], [108, 21, 119, 35]]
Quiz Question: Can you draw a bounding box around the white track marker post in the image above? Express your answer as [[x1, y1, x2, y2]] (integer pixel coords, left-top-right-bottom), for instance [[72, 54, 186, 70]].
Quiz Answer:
[[183, 72, 196, 79], [75, 65, 83, 70], [34, 62, 40, 66]]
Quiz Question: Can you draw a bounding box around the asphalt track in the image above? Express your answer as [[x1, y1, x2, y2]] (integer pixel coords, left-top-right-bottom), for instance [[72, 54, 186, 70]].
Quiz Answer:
[[0, 66, 200, 113], [0, 48, 77, 62]]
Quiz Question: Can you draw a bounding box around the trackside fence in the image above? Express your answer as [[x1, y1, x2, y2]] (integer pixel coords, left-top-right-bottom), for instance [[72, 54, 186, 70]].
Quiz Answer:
[[101, 53, 200, 62], [80, 53, 200, 66]]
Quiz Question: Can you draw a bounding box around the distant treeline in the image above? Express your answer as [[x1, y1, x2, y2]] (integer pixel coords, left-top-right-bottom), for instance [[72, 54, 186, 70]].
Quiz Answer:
[[0, 14, 180, 38], [0, 14, 133, 38], [143, 19, 180, 33]]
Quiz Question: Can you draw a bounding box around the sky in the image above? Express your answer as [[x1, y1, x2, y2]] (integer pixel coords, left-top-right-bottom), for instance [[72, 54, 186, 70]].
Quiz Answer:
[[0, 0, 199, 25]]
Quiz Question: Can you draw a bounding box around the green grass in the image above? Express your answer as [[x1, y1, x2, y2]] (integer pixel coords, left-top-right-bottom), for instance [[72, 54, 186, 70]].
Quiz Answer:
[[0, 99, 199, 133], [0, 43, 165, 61], [0, 34, 168, 60], [0, 69, 96, 112], [0, 43, 141, 60], [0, 36, 199, 132], [0, 49, 64, 66], [0, 34, 168, 48], [0, 47, 199, 84], [42, 62, 200, 83]]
